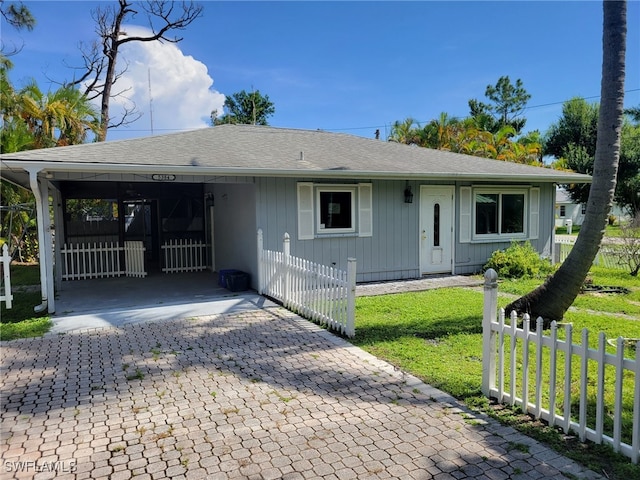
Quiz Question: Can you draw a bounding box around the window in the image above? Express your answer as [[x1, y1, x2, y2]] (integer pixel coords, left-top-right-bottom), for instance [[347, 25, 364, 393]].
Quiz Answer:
[[473, 189, 526, 238], [297, 183, 372, 239], [581, 204, 587, 215], [318, 189, 354, 233], [560, 205, 566, 217], [433, 203, 440, 247]]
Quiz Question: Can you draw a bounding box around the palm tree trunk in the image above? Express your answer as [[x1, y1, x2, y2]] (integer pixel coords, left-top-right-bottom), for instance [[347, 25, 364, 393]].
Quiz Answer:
[[506, 0, 627, 323]]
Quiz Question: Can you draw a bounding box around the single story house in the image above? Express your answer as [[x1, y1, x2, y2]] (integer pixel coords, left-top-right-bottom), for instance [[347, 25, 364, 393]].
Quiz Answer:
[[555, 186, 586, 229], [1, 124, 592, 314], [555, 186, 628, 229]]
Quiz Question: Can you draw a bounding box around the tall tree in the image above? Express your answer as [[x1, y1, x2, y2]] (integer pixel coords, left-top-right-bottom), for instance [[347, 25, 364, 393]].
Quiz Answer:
[[1, 68, 99, 151], [506, 0, 627, 322], [212, 89, 275, 126], [545, 97, 640, 218], [387, 117, 422, 145], [0, 0, 35, 69], [18, 81, 99, 148], [0, 68, 33, 152], [617, 113, 640, 218], [69, 0, 203, 141], [545, 97, 599, 159], [468, 76, 531, 134], [422, 112, 459, 150]]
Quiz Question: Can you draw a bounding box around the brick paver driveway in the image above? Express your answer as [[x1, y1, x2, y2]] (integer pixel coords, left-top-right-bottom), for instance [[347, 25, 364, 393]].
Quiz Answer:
[[1, 306, 601, 479]]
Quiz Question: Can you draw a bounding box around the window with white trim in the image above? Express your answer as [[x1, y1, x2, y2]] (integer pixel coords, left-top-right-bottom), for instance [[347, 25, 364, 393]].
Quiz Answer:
[[474, 189, 526, 237], [297, 183, 372, 239], [459, 186, 538, 243], [317, 187, 355, 233]]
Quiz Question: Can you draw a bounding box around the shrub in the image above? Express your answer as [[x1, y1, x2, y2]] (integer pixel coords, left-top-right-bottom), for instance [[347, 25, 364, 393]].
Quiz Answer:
[[484, 241, 555, 279]]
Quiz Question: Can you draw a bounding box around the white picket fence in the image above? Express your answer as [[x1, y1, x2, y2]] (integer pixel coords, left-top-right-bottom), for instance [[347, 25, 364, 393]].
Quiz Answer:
[[161, 239, 208, 273], [60, 241, 146, 280], [257, 229, 356, 338], [482, 269, 640, 463], [0, 244, 13, 309]]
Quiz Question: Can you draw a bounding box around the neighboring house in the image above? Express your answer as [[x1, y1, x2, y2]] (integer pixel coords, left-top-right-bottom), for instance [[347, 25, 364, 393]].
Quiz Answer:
[[1, 125, 591, 313], [555, 187, 587, 228], [555, 186, 629, 228]]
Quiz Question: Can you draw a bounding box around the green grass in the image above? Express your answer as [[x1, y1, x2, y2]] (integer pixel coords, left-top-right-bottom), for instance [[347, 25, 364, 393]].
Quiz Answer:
[[555, 224, 624, 237], [8, 263, 41, 286], [555, 225, 582, 235], [1, 264, 50, 341], [497, 267, 640, 317], [352, 266, 640, 479]]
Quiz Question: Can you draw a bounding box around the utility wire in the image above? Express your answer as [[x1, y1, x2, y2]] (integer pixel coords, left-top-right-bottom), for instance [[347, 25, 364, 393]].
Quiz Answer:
[[111, 88, 640, 136]]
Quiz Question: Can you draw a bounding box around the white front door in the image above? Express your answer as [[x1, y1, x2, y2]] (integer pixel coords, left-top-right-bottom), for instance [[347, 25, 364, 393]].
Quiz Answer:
[[420, 186, 454, 274]]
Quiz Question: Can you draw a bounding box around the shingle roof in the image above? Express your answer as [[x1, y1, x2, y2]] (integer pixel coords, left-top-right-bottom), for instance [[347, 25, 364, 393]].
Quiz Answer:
[[1, 124, 592, 183]]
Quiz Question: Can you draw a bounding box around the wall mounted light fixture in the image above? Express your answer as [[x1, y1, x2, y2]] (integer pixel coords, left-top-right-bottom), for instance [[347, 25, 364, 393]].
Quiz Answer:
[[404, 183, 414, 204]]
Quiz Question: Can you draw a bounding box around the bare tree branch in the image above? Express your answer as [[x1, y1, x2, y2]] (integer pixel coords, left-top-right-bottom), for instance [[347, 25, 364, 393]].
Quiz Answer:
[[69, 0, 202, 141]]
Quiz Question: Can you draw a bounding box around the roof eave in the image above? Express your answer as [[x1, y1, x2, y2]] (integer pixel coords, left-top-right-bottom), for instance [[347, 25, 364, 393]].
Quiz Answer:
[[1, 160, 593, 184]]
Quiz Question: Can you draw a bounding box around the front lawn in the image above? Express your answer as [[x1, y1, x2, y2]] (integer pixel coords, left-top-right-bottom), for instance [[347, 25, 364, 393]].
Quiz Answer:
[[352, 267, 640, 480], [1, 263, 51, 341]]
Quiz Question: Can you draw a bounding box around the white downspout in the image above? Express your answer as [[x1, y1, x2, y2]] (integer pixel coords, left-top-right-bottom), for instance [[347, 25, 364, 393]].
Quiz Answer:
[[28, 169, 53, 313]]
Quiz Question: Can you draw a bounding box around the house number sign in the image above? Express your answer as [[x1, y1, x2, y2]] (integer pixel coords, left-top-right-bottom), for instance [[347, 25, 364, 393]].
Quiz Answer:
[[152, 174, 176, 182]]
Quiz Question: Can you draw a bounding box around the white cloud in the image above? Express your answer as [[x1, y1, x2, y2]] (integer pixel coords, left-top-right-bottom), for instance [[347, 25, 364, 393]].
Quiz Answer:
[[108, 25, 225, 137]]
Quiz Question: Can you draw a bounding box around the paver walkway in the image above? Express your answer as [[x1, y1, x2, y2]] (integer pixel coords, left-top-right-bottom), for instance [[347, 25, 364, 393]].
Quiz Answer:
[[1, 304, 602, 479]]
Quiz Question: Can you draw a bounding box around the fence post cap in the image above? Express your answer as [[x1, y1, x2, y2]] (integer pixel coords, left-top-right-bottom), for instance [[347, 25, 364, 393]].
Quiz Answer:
[[484, 268, 498, 284]]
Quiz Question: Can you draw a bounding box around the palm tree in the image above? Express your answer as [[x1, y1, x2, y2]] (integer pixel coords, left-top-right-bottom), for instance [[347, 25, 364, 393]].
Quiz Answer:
[[388, 117, 422, 145], [506, 0, 627, 323], [1, 67, 35, 152], [422, 112, 459, 150], [18, 82, 99, 148]]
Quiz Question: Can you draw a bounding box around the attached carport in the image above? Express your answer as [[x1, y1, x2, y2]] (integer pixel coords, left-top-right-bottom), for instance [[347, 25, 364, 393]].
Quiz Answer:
[[0, 162, 258, 315]]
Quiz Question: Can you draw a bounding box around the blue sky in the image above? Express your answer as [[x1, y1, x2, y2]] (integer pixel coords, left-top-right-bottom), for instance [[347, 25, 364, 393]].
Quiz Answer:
[[3, 1, 639, 142]]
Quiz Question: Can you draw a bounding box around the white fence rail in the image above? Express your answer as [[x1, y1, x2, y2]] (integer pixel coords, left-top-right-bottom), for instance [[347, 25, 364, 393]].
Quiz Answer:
[[257, 229, 356, 338], [555, 240, 626, 270], [161, 239, 208, 273], [61, 241, 146, 280], [1, 244, 13, 308], [482, 269, 640, 463]]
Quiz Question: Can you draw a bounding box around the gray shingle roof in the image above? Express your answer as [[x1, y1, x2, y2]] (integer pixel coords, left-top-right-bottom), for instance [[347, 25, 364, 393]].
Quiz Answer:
[[1, 124, 592, 183]]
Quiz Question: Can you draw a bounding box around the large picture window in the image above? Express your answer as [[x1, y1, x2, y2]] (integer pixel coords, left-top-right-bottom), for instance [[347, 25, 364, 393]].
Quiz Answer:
[[474, 190, 526, 237]]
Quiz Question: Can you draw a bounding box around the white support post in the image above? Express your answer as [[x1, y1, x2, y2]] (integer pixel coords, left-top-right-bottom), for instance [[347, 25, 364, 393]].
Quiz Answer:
[[1, 244, 13, 309], [52, 187, 64, 291], [40, 178, 55, 313], [283, 232, 290, 305], [257, 229, 264, 294], [482, 268, 498, 397], [346, 257, 356, 338], [28, 169, 49, 314]]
